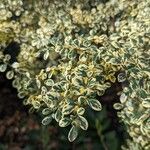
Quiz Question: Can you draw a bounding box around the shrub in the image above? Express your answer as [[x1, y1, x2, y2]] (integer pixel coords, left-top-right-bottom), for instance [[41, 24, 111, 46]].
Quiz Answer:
[[0, 0, 149, 149]]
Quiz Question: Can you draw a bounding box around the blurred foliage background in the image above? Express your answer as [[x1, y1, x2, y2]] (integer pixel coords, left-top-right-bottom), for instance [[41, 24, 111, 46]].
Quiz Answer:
[[0, 70, 128, 150]]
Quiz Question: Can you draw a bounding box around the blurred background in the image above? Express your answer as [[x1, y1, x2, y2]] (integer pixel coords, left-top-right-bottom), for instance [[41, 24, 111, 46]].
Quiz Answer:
[[0, 71, 127, 150]]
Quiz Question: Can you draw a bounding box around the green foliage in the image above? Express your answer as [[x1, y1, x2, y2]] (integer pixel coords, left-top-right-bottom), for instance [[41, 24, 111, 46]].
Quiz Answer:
[[0, 0, 149, 149]]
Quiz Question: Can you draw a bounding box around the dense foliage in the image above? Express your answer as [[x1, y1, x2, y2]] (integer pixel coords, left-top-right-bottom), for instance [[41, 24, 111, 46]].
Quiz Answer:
[[0, 0, 149, 149]]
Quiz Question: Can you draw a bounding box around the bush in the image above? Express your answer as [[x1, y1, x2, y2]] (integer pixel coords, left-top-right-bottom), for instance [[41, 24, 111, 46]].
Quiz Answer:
[[0, 0, 149, 149]]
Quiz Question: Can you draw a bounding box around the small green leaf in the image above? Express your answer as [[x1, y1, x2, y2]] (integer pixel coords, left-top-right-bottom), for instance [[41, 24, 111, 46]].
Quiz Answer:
[[68, 50, 76, 59], [42, 116, 52, 125], [44, 79, 54, 86], [87, 99, 102, 111], [36, 79, 41, 89], [68, 126, 78, 142], [0, 64, 7, 72], [43, 51, 49, 60], [120, 93, 127, 103], [142, 100, 150, 108], [59, 117, 71, 127], [78, 115, 88, 130], [118, 73, 126, 82], [53, 84, 63, 92], [33, 101, 41, 109], [78, 96, 86, 105], [62, 104, 74, 115], [55, 109, 62, 122], [77, 107, 85, 115], [42, 108, 52, 115], [18, 92, 26, 99], [82, 40, 91, 47], [6, 70, 14, 79], [113, 103, 123, 110], [140, 89, 147, 99], [41, 86, 48, 95], [43, 97, 53, 107], [41, 73, 47, 80]]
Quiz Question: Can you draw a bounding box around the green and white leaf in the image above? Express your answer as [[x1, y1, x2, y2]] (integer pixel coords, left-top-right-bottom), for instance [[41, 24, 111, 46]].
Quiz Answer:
[[55, 109, 62, 122], [6, 70, 14, 79], [33, 101, 41, 109], [42, 116, 52, 125], [77, 115, 88, 130], [68, 125, 78, 142], [59, 117, 71, 127], [113, 103, 123, 110], [62, 104, 74, 115], [77, 107, 85, 115], [42, 108, 52, 115], [0, 64, 7, 72], [44, 79, 54, 86], [87, 99, 102, 111]]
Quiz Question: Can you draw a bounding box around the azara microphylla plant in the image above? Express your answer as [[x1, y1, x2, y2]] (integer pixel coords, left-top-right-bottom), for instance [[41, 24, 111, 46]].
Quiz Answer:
[[0, 0, 149, 149]]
